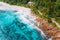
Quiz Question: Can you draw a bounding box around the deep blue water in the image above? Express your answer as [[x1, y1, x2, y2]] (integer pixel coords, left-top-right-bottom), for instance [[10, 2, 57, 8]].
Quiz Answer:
[[0, 10, 46, 40]]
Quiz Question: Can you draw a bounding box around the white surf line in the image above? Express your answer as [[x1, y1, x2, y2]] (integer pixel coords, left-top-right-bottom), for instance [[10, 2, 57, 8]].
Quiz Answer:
[[15, 10, 47, 39], [14, 8, 49, 40]]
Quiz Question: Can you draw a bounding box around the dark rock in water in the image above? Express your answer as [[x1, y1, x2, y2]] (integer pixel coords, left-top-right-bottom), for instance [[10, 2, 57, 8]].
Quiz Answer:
[[0, 10, 46, 40]]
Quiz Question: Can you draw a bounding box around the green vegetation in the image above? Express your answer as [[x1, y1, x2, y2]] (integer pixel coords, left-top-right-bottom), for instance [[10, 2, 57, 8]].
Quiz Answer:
[[0, 0, 60, 27], [56, 17, 60, 24]]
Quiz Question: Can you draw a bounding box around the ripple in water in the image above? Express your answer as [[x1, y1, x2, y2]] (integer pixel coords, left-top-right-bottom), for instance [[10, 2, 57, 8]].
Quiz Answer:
[[0, 10, 47, 40]]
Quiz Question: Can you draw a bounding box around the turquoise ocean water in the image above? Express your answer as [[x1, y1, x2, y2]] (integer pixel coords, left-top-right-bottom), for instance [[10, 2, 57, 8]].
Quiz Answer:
[[0, 10, 47, 40]]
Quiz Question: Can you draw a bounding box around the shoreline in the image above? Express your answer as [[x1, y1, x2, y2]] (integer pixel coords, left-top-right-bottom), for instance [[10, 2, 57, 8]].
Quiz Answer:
[[0, 2, 60, 40]]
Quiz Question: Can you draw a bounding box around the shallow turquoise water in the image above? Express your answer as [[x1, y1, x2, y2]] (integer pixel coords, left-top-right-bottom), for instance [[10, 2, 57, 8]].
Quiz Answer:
[[0, 10, 46, 40]]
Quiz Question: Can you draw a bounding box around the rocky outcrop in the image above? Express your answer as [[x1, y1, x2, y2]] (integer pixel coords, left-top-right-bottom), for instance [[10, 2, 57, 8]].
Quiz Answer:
[[31, 13, 60, 40]]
